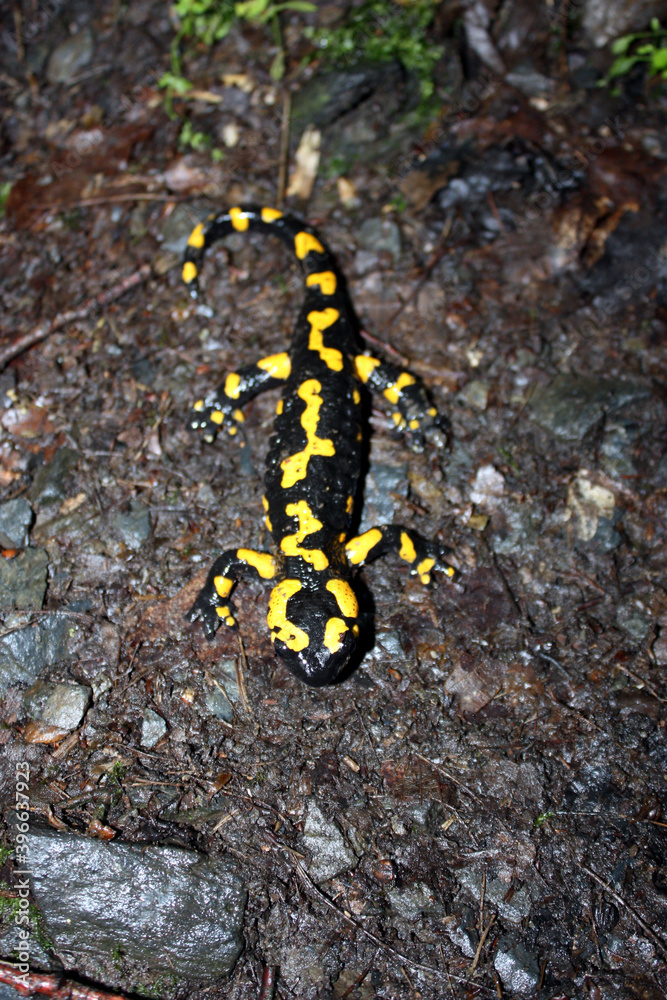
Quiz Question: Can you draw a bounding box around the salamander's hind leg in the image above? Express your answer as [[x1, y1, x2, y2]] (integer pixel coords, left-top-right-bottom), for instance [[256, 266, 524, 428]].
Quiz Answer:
[[186, 547, 277, 639], [191, 352, 292, 443], [354, 355, 449, 452], [345, 526, 458, 584]]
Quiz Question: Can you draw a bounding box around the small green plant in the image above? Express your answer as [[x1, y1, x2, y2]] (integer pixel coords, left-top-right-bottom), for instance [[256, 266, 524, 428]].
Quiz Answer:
[[533, 810, 555, 830], [0, 182, 12, 219], [160, 0, 316, 149], [306, 0, 444, 100], [600, 17, 667, 87]]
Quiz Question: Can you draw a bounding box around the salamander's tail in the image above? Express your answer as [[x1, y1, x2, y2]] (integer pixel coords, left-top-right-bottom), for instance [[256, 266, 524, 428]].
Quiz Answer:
[[182, 205, 337, 299]]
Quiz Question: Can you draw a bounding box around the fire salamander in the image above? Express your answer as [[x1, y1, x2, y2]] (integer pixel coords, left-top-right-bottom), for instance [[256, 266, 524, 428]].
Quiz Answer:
[[183, 205, 458, 686]]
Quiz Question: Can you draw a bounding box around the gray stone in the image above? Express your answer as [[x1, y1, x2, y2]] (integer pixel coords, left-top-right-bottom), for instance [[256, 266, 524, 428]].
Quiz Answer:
[[459, 379, 489, 411], [0, 615, 75, 694], [388, 881, 443, 920], [109, 499, 151, 550], [28, 447, 78, 504], [141, 708, 167, 748], [529, 375, 648, 441], [616, 598, 651, 643], [204, 660, 241, 722], [458, 869, 536, 923], [27, 826, 246, 982], [159, 203, 207, 254], [0, 497, 33, 548], [357, 218, 401, 262], [0, 547, 48, 610], [601, 419, 639, 479], [504, 68, 554, 98], [41, 683, 91, 729], [491, 504, 542, 555], [291, 62, 402, 132], [581, 0, 665, 48], [653, 450, 667, 487], [46, 28, 94, 84], [358, 460, 408, 532], [494, 936, 540, 994], [302, 801, 357, 883], [443, 917, 476, 958]]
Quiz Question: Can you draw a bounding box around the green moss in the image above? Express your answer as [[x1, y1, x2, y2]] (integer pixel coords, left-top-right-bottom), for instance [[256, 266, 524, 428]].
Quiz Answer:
[[0, 887, 53, 953], [306, 0, 443, 100]]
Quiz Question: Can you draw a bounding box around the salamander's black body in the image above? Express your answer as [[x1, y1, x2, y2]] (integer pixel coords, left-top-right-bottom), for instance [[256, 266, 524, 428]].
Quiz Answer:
[[183, 206, 457, 686]]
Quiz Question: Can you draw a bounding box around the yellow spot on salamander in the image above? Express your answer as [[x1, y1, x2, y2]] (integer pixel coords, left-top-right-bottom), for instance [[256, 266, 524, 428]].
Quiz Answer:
[[409, 418, 420, 430], [346, 495, 354, 514], [187, 223, 206, 249], [306, 271, 337, 295], [262, 496, 269, 511], [210, 410, 224, 425], [285, 500, 323, 539], [417, 557, 435, 585], [345, 528, 382, 565], [276, 399, 284, 415], [428, 407, 437, 417], [280, 500, 329, 570], [324, 617, 348, 653], [399, 532, 417, 564], [228, 426, 237, 436], [257, 353, 291, 380], [182, 261, 198, 284], [224, 373, 241, 399], [354, 355, 380, 383], [233, 409, 245, 423], [392, 412, 406, 427], [444, 565, 456, 578], [352, 624, 360, 637], [261, 207, 284, 222], [295, 231, 325, 259], [237, 549, 276, 579], [267, 579, 309, 651], [326, 578, 359, 619], [384, 372, 416, 405], [307, 309, 343, 371], [280, 380, 335, 488], [229, 206, 249, 232], [353, 389, 361, 405], [214, 575, 233, 598], [216, 606, 236, 627], [193, 399, 204, 412]]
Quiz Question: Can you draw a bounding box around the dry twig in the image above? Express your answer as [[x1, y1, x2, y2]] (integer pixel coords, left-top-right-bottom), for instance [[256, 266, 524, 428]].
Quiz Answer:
[[0, 264, 152, 371]]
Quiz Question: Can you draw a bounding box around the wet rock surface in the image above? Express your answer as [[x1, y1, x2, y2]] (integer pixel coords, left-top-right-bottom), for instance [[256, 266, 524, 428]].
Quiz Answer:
[[1, 1, 667, 998], [26, 826, 246, 988]]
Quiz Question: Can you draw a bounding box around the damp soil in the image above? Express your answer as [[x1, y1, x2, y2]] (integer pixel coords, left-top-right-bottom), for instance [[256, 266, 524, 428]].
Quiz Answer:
[[0, 2, 666, 999]]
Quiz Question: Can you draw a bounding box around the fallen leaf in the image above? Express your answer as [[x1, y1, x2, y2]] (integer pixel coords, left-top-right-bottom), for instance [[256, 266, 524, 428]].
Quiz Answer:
[[24, 720, 70, 744], [286, 126, 321, 200]]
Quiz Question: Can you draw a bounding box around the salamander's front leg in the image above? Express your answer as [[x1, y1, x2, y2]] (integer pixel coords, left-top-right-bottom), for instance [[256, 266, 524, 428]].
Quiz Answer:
[[345, 526, 458, 584], [186, 547, 277, 639], [191, 352, 291, 443], [354, 355, 448, 452]]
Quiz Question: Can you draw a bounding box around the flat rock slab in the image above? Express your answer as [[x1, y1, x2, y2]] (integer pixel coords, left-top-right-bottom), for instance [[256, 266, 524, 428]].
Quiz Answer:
[[529, 374, 648, 441], [27, 827, 247, 985]]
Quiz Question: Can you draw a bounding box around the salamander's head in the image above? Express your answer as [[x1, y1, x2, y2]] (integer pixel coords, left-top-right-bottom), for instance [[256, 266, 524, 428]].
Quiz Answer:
[[267, 577, 360, 686]]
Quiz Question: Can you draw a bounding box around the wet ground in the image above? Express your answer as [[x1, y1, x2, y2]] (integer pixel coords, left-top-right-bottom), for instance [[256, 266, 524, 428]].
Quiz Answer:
[[0, 1, 666, 998]]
